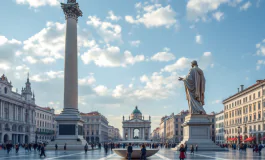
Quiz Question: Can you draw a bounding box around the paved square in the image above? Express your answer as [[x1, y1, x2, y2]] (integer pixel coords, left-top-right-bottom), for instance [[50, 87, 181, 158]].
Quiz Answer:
[[0, 148, 264, 159]]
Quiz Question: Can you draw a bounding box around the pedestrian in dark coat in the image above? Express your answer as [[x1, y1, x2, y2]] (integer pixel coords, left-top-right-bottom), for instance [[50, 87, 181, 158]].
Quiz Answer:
[[179, 144, 186, 160], [39, 144, 46, 158], [64, 143, 67, 153], [190, 145, 194, 155]]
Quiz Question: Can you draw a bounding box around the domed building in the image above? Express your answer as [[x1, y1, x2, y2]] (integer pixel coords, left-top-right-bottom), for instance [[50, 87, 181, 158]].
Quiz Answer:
[[122, 106, 151, 140]]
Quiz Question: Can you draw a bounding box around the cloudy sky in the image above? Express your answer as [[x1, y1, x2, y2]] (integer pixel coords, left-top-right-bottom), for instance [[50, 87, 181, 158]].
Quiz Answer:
[[0, 0, 265, 132]]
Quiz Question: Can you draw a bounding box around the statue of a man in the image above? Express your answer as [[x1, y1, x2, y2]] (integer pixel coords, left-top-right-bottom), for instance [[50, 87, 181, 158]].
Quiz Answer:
[[178, 60, 206, 114]]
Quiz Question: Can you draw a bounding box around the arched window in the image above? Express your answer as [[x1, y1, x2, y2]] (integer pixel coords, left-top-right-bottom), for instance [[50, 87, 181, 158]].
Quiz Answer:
[[4, 87, 7, 94]]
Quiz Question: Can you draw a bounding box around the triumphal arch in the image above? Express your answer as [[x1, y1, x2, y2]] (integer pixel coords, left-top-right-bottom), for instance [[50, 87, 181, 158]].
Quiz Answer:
[[122, 106, 151, 140]]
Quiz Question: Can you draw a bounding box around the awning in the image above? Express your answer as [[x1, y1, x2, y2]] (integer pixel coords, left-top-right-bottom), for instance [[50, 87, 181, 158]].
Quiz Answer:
[[244, 137, 256, 142], [260, 136, 265, 141]]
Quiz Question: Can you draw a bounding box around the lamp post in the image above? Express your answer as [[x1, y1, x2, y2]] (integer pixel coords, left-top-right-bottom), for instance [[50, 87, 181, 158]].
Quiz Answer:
[[238, 126, 241, 145]]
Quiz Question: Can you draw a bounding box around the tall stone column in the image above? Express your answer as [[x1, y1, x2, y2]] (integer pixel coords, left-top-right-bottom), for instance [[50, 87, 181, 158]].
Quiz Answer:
[[60, 0, 82, 115], [47, 0, 87, 150]]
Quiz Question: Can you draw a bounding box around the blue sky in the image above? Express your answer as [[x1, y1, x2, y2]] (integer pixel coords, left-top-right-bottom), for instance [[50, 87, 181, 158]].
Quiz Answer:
[[0, 0, 265, 132]]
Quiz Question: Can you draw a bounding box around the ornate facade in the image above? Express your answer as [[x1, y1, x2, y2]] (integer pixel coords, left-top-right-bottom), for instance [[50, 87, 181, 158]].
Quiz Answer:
[[223, 80, 265, 144], [0, 74, 36, 144], [35, 106, 56, 143], [81, 111, 109, 143], [122, 106, 151, 140]]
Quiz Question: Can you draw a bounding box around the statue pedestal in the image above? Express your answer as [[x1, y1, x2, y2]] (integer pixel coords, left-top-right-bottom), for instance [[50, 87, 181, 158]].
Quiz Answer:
[[172, 114, 226, 151]]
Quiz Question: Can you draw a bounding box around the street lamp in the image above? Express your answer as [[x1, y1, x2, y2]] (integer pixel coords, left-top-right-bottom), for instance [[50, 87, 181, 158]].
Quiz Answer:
[[237, 126, 241, 145]]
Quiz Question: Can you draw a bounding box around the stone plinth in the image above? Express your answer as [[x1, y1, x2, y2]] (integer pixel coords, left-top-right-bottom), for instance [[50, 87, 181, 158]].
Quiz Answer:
[[113, 149, 159, 159], [173, 114, 226, 151]]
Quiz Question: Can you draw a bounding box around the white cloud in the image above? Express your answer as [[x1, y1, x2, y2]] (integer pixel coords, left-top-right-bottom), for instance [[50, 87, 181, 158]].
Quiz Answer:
[[0, 63, 11, 71], [151, 48, 176, 62], [140, 75, 149, 83], [212, 11, 224, 21], [162, 57, 190, 72], [30, 70, 63, 82], [196, 34, 202, 44], [15, 64, 30, 71], [130, 40, 141, 47], [203, 52, 212, 56], [212, 100, 221, 104], [41, 57, 56, 64], [15, 0, 60, 8], [81, 45, 144, 67], [125, 3, 178, 28], [186, 0, 228, 21], [22, 22, 65, 62], [78, 74, 96, 86], [107, 11, 122, 21], [240, 1, 252, 11], [94, 85, 108, 96], [87, 16, 122, 43], [23, 56, 38, 64]]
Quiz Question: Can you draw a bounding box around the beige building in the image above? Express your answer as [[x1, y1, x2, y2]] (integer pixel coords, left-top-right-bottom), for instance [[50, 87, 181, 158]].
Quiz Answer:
[[81, 111, 109, 143], [35, 106, 56, 143], [151, 127, 160, 141], [223, 80, 265, 144], [165, 110, 189, 143], [159, 116, 168, 143]]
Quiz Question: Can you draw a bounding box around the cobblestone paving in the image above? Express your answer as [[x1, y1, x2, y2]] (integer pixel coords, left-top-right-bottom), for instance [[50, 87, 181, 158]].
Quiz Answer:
[[0, 148, 264, 159]]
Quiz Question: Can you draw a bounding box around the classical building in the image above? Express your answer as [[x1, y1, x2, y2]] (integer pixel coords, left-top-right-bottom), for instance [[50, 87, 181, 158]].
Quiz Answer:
[[151, 127, 160, 141], [165, 110, 189, 143], [81, 111, 109, 143], [0, 74, 36, 144], [35, 106, 56, 143], [215, 110, 225, 144], [159, 116, 168, 143], [223, 80, 265, 144], [113, 128, 121, 141], [122, 106, 151, 140]]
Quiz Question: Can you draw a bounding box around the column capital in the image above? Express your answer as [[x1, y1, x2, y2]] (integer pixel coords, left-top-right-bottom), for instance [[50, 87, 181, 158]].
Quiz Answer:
[[61, 1, 82, 21]]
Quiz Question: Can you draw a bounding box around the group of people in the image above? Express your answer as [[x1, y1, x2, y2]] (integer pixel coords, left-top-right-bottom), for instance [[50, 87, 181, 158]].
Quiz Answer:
[[178, 143, 198, 160], [126, 143, 147, 160]]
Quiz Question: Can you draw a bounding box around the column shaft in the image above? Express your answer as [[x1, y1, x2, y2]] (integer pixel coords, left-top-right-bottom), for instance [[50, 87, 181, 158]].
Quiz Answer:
[[64, 17, 78, 110]]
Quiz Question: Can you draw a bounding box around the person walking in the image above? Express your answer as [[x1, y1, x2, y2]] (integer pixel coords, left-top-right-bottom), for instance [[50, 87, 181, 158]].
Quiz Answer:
[[15, 144, 19, 154], [195, 144, 198, 152], [64, 143, 67, 153], [184, 143, 188, 155], [84, 144, 88, 154], [258, 142, 264, 156], [127, 143, 133, 160], [179, 144, 186, 160], [190, 145, 194, 155], [39, 144, 46, 158], [140, 144, 147, 160], [6, 143, 11, 154], [55, 144, 58, 150]]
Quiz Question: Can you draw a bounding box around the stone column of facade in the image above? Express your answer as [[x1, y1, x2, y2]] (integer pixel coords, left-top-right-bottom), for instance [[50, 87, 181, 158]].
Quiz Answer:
[[128, 128, 130, 140]]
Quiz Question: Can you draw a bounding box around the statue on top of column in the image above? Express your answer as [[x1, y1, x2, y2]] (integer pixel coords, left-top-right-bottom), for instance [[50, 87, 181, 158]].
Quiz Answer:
[[178, 60, 206, 114]]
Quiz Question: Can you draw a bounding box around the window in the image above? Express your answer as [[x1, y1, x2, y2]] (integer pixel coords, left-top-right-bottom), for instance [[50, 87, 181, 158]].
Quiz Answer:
[[258, 91, 260, 97], [258, 125, 261, 131], [254, 104, 256, 111], [249, 95, 251, 101], [253, 93, 255, 99], [4, 87, 7, 94], [258, 112, 261, 119], [249, 115, 252, 121], [258, 102, 261, 110], [249, 105, 252, 112]]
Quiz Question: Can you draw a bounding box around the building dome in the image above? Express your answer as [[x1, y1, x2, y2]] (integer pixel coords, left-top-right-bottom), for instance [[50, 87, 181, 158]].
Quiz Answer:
[[132, 106, 142, 114], [131, 106, 142, 120]]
